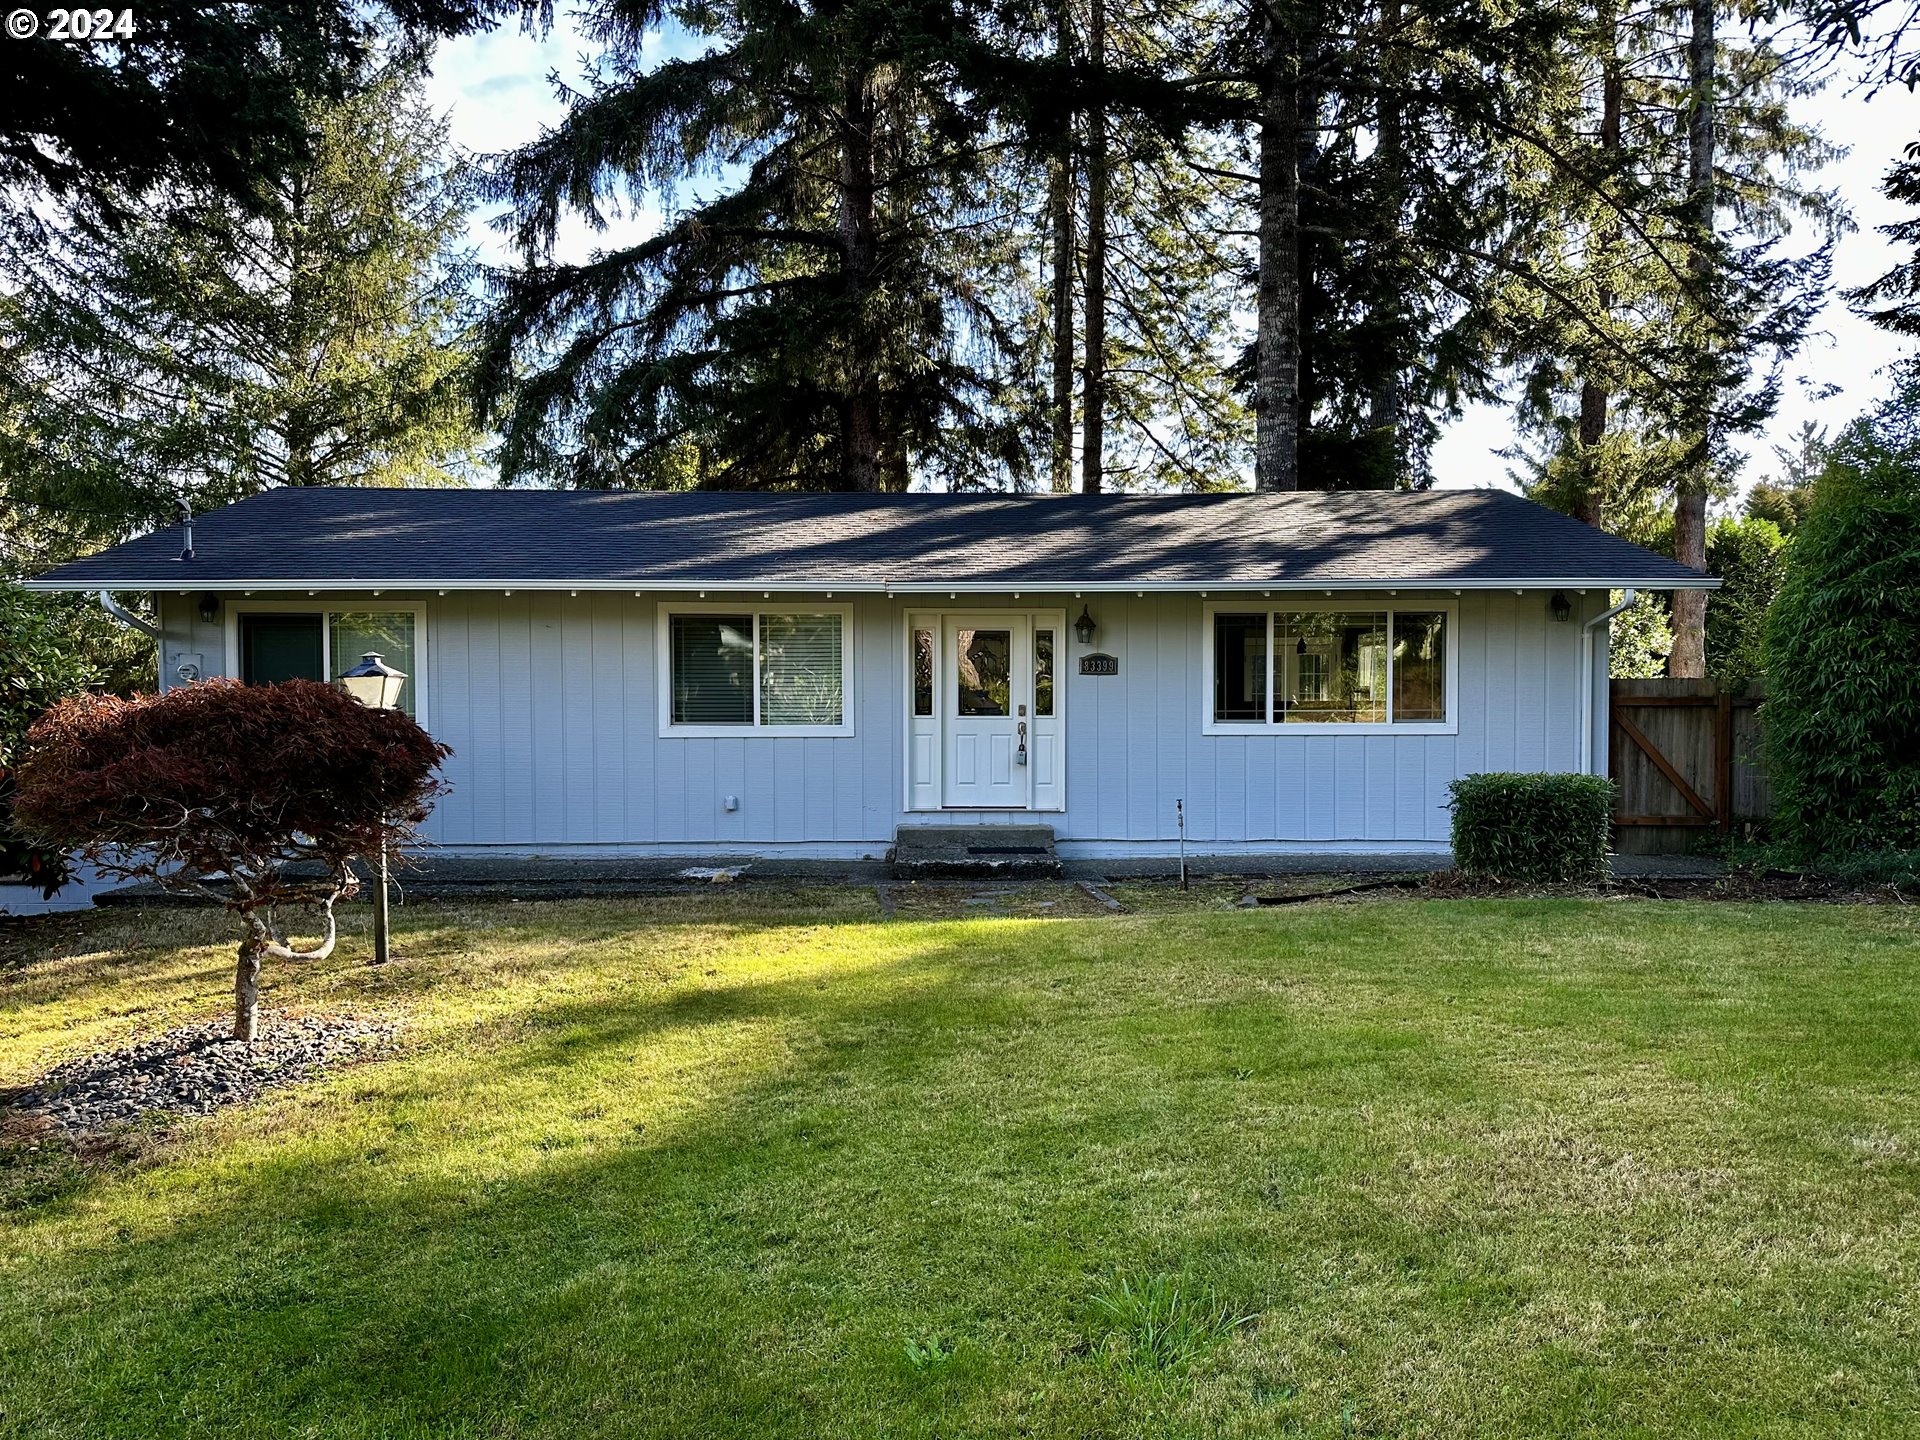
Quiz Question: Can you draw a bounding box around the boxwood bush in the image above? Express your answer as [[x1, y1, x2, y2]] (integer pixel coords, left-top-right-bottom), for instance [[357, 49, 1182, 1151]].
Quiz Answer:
[[1448, 773, 1616, 883]]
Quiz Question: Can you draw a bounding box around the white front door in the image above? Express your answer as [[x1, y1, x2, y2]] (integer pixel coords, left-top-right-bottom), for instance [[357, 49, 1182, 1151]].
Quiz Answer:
[[942, 614, 1030, 808]]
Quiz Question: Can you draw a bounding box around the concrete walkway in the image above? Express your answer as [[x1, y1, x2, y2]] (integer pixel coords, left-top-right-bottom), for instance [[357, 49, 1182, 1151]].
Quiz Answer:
[[73, 849, 1727, 906]]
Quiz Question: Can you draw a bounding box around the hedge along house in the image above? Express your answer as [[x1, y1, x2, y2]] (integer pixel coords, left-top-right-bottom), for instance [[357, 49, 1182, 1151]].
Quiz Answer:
[[27, 487, 1713, 867]]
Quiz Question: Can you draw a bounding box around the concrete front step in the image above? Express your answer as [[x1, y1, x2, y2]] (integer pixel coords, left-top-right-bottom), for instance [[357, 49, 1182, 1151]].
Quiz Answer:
[[891, 824, 1061, 879]]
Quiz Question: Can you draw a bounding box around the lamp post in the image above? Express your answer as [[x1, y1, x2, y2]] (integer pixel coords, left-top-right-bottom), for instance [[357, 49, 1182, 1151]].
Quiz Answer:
[[337, 652, 406, 965]]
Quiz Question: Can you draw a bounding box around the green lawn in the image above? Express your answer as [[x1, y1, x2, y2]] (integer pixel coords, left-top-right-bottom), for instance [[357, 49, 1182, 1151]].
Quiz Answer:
[[2, 888, 1918, 1438]]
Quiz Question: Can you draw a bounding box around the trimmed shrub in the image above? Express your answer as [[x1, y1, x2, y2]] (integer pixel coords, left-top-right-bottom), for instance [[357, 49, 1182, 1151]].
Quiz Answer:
[[1763, 366, 1920, 858], [1448, 772, 1616, 883]]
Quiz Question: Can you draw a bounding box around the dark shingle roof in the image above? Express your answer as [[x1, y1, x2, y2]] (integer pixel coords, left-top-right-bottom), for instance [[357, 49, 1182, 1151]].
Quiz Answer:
[[26, 486, 1714, 591]]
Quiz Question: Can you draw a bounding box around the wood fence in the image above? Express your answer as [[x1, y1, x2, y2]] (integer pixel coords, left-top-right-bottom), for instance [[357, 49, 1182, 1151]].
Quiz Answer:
[[1609, 679, 1771, 855]]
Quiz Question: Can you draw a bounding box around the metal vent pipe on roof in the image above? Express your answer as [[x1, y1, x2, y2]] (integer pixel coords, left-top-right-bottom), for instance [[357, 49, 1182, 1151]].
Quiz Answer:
[[178, 498, 194, 562]]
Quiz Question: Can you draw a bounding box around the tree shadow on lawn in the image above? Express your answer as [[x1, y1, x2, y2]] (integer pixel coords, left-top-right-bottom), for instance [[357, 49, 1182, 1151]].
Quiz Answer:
[[3, 903, 1919, 1439], [3, 922, 1248, 1438]]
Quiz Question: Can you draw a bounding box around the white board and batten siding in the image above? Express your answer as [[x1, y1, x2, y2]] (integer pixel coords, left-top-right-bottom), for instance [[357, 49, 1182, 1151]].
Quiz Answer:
[[155, 589, 1598, 857]]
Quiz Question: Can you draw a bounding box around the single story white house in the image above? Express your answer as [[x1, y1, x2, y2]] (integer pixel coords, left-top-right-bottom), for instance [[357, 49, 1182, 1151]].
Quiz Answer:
[[25, 487, 1713, 865]]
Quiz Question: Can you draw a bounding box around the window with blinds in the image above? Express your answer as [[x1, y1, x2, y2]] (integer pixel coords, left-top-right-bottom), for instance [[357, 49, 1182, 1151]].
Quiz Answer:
[[670, 615, 755, 724], [664, 608, 849, 732], [760, 613, 843, 725]]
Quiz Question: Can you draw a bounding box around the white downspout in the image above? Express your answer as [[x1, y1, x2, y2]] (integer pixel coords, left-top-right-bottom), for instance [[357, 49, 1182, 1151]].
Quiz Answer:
[[97, 589, 163, 640], [1579, 588, 1637, 776]]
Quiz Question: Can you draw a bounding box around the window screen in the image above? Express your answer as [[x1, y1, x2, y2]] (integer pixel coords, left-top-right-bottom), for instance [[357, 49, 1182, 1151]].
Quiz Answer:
[[240, 614, 323, 686]]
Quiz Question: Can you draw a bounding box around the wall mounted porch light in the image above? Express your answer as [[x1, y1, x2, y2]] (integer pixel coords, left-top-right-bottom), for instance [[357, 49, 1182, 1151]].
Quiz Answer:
[[1074, 605, 1097, 646], [1549, 591, 1573, 623]]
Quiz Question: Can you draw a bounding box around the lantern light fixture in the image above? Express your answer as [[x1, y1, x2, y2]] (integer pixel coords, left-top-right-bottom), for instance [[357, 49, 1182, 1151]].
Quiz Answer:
[[1073, 605, 1097, 646], [337, 652, 407, 712], [1549, 591, 1573, 623]]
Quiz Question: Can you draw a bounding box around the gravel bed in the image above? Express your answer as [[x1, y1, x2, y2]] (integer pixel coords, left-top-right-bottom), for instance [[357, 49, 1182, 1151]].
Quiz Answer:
[[2, 1014, 402, 1135]]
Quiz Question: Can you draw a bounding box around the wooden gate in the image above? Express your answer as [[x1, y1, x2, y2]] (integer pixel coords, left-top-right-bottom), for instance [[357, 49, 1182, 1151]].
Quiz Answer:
[[1610, 679, 1770, 855]]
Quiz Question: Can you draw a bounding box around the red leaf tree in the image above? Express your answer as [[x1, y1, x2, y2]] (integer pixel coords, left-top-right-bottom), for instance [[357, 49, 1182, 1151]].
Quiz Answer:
[[13, 680, 451, 1040]]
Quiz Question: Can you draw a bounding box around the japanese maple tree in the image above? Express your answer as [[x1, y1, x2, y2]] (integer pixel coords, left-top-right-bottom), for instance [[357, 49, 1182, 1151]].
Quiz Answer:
[[13, 680, 450, 1040]]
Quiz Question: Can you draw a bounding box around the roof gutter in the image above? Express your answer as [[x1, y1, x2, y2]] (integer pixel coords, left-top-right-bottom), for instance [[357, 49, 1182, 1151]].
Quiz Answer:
[[1579, 588, 1638, 777], [26, 575, 1723, 595], [96, 590, 163, 639]]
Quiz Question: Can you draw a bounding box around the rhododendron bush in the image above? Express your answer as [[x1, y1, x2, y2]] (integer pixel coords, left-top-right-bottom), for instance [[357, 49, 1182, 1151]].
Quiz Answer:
[[14, 680, 450, 1040]]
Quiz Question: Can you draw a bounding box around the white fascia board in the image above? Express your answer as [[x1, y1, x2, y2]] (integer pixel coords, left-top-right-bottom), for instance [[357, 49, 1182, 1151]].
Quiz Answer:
[[23, 574, 1723, 593]]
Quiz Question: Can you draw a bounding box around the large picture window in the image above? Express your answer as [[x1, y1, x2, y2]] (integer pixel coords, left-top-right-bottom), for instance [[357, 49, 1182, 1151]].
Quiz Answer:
[[1203, 605, 1453, 732], [660, 606, 852, 736]]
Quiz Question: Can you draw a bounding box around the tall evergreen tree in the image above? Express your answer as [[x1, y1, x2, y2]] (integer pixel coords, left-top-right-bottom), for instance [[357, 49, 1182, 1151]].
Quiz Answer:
[[1048, 0, 1078, 490], [1083, 0, 1111, 490], [1038, 0, 1250, 491], [1231, 0, 1584, 491], [0, 50, 481, 561], [0, 0, 511, 219], [1499, 0, 1835, 595], [479, 0, 1037, 491]]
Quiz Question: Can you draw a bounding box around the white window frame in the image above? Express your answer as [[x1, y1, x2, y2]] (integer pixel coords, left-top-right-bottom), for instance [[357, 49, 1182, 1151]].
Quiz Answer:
[[656, 602, 855, 738], [222, 599, 431, 730], [1200, 599, 1457, 736]]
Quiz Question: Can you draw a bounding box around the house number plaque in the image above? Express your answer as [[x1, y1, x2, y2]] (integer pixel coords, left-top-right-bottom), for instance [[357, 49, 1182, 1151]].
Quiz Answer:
[[1079, 653, 1119, 676]]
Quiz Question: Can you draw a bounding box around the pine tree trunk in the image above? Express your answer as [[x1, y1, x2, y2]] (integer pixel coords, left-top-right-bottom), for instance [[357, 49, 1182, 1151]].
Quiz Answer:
[[234, 933, 263, 1042], [838, 69, 883, 492], [1255, 8, 1302, 493], [1575, 0, 1622, 529], [1049, 0, 1076, 493], [1081, 0, 1107, 494], [1575, 381, 1607, 526], [1670, 0, 1714, 677], [1369, 0, 1405, 485]]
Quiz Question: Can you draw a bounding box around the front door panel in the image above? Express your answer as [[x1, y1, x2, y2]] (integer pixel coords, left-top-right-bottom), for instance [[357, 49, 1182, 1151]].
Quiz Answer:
[[943, 617, 1029, 807]]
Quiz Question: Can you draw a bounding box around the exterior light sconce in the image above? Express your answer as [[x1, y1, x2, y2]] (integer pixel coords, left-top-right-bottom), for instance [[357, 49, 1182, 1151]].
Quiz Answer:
[[198, 593, 220, 624], [1074, 605, 1097, 646], [1549, 591, 1573, 623]]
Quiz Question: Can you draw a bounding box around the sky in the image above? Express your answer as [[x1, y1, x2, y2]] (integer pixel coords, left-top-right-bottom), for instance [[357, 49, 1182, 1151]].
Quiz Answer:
[[424, 13, 1920, 500]]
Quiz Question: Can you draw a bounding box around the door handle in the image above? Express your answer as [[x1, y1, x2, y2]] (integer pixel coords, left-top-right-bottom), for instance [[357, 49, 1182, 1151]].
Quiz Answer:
[[1016, 719, 1028, 766]]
